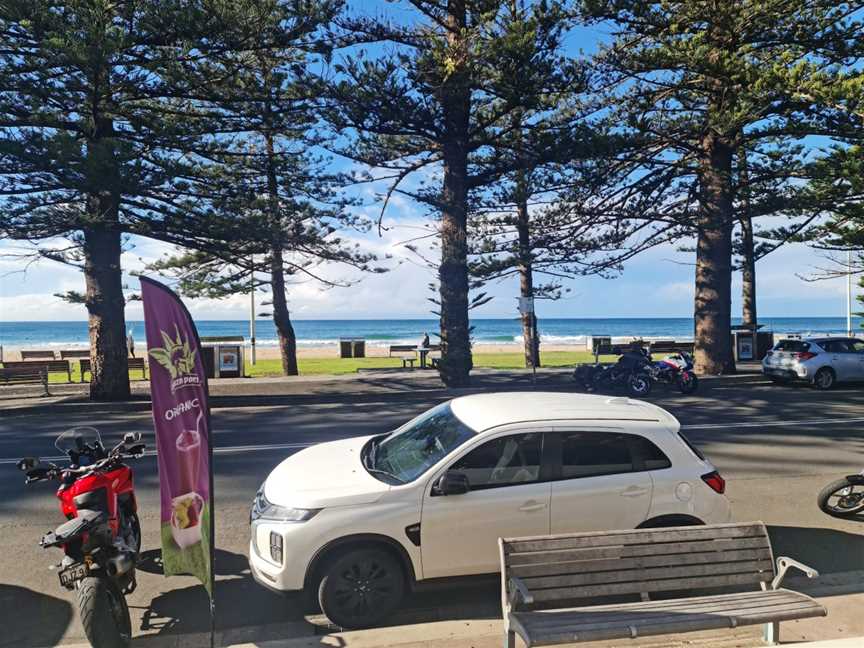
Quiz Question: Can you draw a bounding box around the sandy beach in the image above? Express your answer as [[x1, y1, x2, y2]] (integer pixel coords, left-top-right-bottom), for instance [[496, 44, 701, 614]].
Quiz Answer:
[[0, 341, 591, 362]]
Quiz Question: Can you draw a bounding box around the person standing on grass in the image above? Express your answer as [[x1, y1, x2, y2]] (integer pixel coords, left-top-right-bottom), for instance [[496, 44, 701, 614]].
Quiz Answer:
[[421, 332, 430, 349], [127, 329, 135, 358]]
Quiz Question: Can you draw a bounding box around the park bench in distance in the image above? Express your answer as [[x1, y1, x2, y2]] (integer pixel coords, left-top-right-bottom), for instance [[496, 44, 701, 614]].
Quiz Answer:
[[499, 522, 825, 648], [388, 344, 418, 368], [2, 359, 71, 382], [0, 366, 50, 395], [21, 350, 56, 360], [60, 349, 90, 359], [79, 357, 147, 382]]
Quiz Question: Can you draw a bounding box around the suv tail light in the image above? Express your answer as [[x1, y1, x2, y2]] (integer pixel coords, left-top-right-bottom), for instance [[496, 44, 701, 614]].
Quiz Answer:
[[795, 351, 817, 361], [701, 471, 726, 494]]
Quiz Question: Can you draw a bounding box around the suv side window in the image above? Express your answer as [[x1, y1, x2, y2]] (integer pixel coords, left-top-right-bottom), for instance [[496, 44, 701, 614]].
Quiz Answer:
[[560, 432, 633, 479], [631, 436, 672, 470], [821, 340, 845, 353], [450, 433, 542, 490], [558, 432, 672, 478], [849, 340, 864, 354]]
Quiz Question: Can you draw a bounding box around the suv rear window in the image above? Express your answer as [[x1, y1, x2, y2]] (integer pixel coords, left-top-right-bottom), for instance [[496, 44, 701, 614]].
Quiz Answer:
[[773, 340, 810, 352]]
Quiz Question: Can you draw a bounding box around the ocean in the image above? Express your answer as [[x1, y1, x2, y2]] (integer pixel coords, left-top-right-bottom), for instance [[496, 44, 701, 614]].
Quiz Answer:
[[0, 317, 861, 350]]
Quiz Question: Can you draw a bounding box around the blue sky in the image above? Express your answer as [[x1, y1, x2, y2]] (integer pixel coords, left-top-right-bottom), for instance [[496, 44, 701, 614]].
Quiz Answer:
[[0, 1, 858, 322]]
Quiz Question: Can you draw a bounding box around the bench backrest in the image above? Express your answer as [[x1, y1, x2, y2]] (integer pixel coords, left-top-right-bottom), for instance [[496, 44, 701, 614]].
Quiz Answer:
[[3, 360, 70, 373], [21, 350, 56, 360], [0, 366, 47, 382], [60, 349, 91, 359], [500, 522, 774, 605], [389, 345, 416, 355], [80, 357, 146, 370]]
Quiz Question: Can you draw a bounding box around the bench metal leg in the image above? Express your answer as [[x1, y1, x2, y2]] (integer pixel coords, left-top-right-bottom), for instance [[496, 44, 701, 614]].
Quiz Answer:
[[763, 621, 780, 645], [505, 629, 516, 648]]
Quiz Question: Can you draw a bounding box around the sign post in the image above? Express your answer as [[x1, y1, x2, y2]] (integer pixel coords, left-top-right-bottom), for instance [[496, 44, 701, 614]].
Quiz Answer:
[[141, 277, 216, 646]]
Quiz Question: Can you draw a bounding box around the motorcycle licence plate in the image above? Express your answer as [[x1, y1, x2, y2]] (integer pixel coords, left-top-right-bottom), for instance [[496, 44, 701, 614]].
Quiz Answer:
[[58, 563, 89, 588]]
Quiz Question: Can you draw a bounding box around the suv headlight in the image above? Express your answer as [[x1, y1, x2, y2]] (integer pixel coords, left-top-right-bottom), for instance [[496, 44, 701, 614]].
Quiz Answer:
[[251, 484, 320, 523]]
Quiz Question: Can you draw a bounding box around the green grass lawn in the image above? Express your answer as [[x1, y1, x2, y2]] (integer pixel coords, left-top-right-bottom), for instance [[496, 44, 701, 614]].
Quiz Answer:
[[246, 350, 607, 377], [43, 350, 609, 383]]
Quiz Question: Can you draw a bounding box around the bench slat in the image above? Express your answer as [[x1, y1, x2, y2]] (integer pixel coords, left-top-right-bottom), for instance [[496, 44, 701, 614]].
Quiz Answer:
[[503, 523, 767, 554], [510, 546, 772, 578], [523, 559, 773, 591], [518, 592, 808, 633], [508, 536, 771, 568], [524, 600, 823, 644], [530, 572, 773, 603]]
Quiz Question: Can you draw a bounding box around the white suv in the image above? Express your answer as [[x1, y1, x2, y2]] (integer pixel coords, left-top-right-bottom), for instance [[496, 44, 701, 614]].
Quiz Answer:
[[248, 392, 731, 628]]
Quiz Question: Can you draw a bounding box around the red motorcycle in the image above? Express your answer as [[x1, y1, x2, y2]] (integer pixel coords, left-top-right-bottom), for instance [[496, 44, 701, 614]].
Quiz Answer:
[[18, 427, 145, 648]]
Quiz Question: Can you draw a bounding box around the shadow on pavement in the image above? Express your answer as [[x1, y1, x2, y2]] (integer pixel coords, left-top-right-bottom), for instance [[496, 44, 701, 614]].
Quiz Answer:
[[768, 524, 864, 575], [138, 548, 305, 636], [0, 583, 73, 647]]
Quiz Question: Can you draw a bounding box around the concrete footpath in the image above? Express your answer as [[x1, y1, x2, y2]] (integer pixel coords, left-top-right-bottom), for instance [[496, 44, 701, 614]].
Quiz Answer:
[[53, 572, 864, 648]]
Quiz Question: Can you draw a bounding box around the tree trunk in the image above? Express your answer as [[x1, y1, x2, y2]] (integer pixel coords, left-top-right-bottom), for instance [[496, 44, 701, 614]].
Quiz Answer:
[[516, 185, 540, 368], [84, 222, 130, 400], [437, 0, 472, 387], [270, 247, 298, 376], [737, 147, 757, 329], [694, 132, 736, 375]]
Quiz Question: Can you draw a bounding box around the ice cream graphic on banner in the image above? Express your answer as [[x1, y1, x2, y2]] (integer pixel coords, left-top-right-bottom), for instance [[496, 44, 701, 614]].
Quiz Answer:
[[141, 277, 214, 597]]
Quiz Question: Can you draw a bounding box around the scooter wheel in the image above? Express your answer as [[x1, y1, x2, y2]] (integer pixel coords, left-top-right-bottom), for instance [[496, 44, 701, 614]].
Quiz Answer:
[[817, 478, 864, 518], [78, 577, 131, 648]]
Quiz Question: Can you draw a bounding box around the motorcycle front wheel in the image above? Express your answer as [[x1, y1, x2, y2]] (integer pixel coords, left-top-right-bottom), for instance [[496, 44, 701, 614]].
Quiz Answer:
[[627, 373, 652, 397], [677, 372, 699, 394], [817, 478, 864, 518], [77, 577, 131, 648]]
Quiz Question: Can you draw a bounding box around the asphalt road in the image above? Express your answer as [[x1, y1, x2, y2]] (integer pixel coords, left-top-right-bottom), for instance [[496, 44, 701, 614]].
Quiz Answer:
[[1, 378, 863, 647]]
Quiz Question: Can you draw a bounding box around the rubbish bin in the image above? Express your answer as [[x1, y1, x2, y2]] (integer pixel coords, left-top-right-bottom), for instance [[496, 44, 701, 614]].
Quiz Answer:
[[731, 329, 774, 362], [340, 338, 353, 359], [201, 346, 216, 379], [352, 339, 366, 358], [202, 342, 245, 377], [591, 336, 611, 356]]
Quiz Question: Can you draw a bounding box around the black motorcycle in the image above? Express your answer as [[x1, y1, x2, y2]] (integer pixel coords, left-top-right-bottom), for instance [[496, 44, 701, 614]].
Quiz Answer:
[[574, 348, 652, 397], [817, 470, 864, 518]]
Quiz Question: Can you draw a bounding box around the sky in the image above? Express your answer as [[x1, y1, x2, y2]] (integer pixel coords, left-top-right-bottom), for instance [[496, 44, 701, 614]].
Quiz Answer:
[[0, 2, 858, 323]]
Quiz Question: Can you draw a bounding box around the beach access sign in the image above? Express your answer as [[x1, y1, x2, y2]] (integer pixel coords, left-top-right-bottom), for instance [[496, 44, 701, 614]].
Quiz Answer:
[[141, 277, 214, 597]]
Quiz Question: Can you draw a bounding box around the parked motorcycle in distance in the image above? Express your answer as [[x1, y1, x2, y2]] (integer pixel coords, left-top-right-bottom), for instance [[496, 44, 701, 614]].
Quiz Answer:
[[817, 471, 864, 518], [650, 351, 699, 394], [574, 347, 652, 397], [18, 427, 146, 648]]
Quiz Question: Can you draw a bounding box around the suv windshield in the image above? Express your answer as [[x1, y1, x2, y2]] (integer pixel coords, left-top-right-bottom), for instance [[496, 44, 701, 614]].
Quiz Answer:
[[365, 403, 476, 484]]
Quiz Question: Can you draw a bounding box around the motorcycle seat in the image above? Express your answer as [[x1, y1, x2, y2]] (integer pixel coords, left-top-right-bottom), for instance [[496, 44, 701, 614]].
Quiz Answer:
[[41, 509, 106, 547]]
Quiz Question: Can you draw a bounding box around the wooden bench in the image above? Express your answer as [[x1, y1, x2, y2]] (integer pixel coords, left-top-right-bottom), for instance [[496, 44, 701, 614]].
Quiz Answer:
[[651, 341, 695, 355], [60, 349, 91, 359], [0, 366, 50, 395], [499, 522, 825, 648], [388, 345, 418, 368], [79, 357, 147, 382], [2, 360, 71, 382], [21, 350, 56, 360]]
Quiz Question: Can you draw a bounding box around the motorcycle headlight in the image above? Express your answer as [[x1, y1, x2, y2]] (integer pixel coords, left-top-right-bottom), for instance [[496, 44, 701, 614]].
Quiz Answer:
[[251, 484, 320, 523]]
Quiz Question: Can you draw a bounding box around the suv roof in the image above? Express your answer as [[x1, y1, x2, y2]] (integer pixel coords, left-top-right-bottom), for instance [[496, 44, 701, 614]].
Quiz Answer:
[[449, 392, 678, 433]]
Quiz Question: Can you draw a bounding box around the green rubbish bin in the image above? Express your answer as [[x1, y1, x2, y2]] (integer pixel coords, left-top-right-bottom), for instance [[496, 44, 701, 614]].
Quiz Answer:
[[339, 338, 353, 359]]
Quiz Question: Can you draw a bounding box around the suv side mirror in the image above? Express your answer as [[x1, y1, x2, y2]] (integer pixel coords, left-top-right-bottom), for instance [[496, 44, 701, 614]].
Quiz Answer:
[[17, 457, 39, 472], [435, 471, 470, 496]]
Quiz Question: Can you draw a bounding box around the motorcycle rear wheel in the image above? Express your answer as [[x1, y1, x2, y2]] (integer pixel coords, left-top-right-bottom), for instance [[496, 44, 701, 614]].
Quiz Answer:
[[77, 577, 131, 648], [817, 478, 864, 518]]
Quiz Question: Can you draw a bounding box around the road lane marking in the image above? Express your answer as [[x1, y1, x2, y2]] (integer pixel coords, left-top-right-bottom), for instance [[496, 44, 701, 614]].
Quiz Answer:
[[3, 416, 863, 465]]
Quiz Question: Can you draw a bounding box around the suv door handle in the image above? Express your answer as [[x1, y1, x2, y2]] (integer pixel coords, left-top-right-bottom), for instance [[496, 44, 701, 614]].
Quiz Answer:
[[518, 500, 547, 512], [620, 486, 649, 497]]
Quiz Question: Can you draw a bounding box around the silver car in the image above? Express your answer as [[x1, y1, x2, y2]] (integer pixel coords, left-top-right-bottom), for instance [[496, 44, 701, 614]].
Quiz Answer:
[[762, 337, 864, 389]]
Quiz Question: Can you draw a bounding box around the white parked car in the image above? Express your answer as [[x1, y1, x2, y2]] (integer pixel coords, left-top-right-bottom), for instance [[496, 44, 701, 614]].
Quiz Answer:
[[762, 337, 864, 389], [249, 392, 731, 628]]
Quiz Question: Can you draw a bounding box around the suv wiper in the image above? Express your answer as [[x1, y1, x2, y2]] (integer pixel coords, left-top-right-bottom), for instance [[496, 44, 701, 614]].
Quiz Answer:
[[364, 467, 405, 485]]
